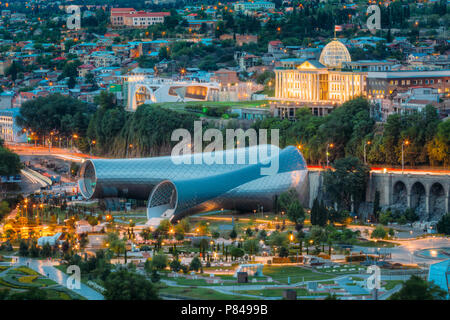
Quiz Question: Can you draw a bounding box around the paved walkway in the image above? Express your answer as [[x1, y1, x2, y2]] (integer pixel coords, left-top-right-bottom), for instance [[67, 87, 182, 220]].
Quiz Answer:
[[10, 256, 104, 300]]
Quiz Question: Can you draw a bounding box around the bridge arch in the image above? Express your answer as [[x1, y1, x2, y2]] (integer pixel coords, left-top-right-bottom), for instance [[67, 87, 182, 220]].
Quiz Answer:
[[393, 180, 407, 209], [410, 181, 426, 217], [429, 182, 446, 219], [134, 84, 155, 107]]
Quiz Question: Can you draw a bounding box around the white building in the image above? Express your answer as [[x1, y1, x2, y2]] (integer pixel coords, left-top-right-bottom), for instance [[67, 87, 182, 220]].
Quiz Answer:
[[233, 1, 275, 12], [125, 76, 221, 110]]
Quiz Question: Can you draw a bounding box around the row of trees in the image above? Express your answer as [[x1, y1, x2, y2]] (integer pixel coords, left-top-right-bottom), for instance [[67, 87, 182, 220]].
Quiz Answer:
[[253, 98, 449, 167], [15, 93, 449, 168]]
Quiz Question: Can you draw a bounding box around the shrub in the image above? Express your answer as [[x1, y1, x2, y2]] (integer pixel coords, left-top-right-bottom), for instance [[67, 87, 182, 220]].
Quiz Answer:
[[18, 275, 38, 283]]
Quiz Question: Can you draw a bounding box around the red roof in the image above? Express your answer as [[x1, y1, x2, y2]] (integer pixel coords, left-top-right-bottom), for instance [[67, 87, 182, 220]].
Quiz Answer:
[[104, 33, 120, 38], [124, 11, 170, 18], [269, 40, 282, 46], [78, 64, 95, 70], [111, 8, 135, 12]]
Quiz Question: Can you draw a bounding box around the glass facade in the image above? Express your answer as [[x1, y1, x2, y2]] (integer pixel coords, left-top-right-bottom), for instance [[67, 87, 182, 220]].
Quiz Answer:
[[79, 145, 308, 222]]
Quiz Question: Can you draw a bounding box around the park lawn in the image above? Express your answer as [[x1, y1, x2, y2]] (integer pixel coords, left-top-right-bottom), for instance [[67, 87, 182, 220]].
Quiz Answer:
[[8, 266, 39, 276], [235, 288, 321, 298], [355, 240, 398, 248], [158, 100, 270, 110], [158, 286, 257, 300], [162, 276, 273, 287], [263, 266, 335, 284], [383, 280, 404, 291], [35, 277, 58, 286]]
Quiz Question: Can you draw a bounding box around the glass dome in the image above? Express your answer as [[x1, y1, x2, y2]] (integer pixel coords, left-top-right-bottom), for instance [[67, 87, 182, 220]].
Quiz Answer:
[[319, 40, 351, 68]]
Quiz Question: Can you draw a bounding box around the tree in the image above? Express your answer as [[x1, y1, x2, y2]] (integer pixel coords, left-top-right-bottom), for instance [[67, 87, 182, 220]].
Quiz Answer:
[[151, 253, 168, 270], [106, 232, 125, 258], [323, 157, 370, 211], [268, 231, 288, 247], [189, 256, 202, 272], [278, 188, 298, 213], [104, 269, 159, 300], [436, 213, 450, 235], [310, 198, 320, 226], [9, 287, 48, 300], [19, 240, 29, 256], [230, 246, 245, 260], [317, 201, 328, 227], [257, 230, 267, 240], [0, 201, 10, 220], [278, 246, 289, 257], [0, 147, 21, 176], [287, 198, 305, 228], [229, 228, 237, 240], [373, 190, 381, 222], [169, 259, 182, 272], [390, 275, 447, 300], [41, 243, 52, 257], [243, 239, 260, 255], [371, 225, 387, 239], [150, 270, 160, 283], [16, 93, 93, 140]]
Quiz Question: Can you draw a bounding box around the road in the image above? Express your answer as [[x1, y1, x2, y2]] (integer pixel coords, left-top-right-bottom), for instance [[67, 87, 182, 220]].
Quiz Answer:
[[6, 144, 99, 163], [7, 143, 450, 176], [10, 256, 104, 300]]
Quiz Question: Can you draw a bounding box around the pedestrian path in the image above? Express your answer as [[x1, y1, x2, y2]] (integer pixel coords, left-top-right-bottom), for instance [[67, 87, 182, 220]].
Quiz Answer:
[[11, 256, 104, 300]]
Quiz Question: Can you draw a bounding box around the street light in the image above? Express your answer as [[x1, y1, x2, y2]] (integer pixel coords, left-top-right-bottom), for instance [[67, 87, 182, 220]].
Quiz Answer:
[[402, 140, 410, 174], [326, 143, 334, 168], [364, 140, 371, 165]]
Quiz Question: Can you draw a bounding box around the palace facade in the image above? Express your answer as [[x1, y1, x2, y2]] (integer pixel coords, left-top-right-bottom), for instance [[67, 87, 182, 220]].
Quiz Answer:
[[272, 40, 367, 119]]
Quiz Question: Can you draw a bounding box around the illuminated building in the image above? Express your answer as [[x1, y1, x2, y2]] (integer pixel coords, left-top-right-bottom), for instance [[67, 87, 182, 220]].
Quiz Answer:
[[124, 75, 221, 111], [273, 41, 367, 118], [78, 145, 308, 226]]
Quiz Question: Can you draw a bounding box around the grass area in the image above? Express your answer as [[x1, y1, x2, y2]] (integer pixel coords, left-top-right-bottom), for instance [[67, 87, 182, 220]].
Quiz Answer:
[[383, 280, 404, 291], [262, 266, 335, 284], [321, 265, 366, 274], [158, 285, 257, 300], [161, 276, 272, 287], [235, 288, 322, 298], [349, 277, 364, 281], [7, 266, 39, 276], [157, 100, 270, 110], [355, 240, 398, 248]]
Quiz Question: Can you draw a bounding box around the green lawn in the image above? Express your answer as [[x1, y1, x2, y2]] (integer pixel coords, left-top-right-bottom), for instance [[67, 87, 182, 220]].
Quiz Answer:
[[383, 280, 404, 291], [355, 240, 398, 248], [158, 285, 257, 300], [235, 288, 322, 298], [262, 266, 335, 284], [162, 276, 273, 287], [157, 100, 270, 110]]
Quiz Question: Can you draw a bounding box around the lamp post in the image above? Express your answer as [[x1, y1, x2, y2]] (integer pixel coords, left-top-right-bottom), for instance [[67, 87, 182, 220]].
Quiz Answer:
[[71, 134, 78, 152], [364, 140, 371, 165], [326, 143, 334, 168], [89, 139, 96, 156], [402, 140, 409, 174], [126, 144, 133, 158]]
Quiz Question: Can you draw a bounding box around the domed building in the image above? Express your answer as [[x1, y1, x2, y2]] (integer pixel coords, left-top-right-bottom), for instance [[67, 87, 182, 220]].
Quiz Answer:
[[273, 39, 366, 118], [319, 40, 352, 68]]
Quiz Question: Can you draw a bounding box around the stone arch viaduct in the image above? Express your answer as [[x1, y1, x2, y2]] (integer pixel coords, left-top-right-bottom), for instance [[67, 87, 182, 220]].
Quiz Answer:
[[307, 171, 450, 221]]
